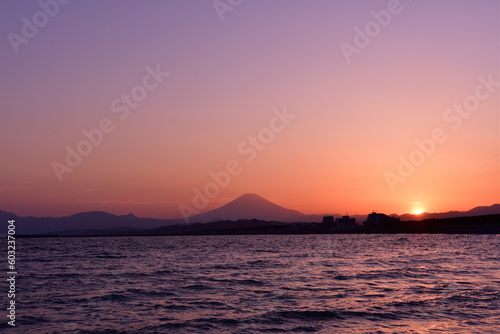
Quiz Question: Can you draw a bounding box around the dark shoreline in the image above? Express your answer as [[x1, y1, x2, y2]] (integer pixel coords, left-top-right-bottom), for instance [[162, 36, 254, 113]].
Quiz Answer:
[[14, 214, 500, 238]]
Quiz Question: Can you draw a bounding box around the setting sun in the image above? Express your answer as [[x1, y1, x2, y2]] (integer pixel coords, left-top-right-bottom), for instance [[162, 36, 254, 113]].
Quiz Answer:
[[414, 209, 423, 215]]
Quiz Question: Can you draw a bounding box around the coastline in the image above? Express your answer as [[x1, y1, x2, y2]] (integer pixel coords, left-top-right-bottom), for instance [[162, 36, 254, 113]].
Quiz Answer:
[[15, 214, 500, 238]]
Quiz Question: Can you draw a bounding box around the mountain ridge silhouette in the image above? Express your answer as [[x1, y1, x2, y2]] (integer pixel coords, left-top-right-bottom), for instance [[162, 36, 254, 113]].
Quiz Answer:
[[1, 196, 499, 235]]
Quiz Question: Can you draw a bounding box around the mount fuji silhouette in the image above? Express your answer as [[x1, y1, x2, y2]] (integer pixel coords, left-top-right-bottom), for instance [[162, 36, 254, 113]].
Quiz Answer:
[[187, 193, 306, 223]]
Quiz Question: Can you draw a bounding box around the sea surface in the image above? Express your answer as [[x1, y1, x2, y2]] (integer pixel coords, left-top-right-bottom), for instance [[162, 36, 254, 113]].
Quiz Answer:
[[5, 234, 500, 333]]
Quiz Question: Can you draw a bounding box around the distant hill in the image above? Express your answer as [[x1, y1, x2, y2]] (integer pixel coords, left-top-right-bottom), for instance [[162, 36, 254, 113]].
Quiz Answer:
[[1, 193, 310, 235], [2, 199, 498, 236], [0, 210, 17, 221], [0, 210, 183, 235], [398, 204, 500, 221], [186, 193, 307, 223]]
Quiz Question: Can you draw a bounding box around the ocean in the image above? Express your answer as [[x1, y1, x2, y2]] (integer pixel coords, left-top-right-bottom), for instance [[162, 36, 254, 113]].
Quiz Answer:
[[5, 234, 500, 333]]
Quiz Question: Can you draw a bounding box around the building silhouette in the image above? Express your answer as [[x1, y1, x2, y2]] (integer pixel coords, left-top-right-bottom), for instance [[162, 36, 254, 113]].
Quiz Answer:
[[321, 214, 358, 230], [363, 212, 400, 228], [322, 215, 334, 226], [335, 215, 357, 230]]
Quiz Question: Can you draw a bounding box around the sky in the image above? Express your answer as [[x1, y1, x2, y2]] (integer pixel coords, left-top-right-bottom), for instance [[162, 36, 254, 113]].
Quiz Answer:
[[0, 0, 499, 219]]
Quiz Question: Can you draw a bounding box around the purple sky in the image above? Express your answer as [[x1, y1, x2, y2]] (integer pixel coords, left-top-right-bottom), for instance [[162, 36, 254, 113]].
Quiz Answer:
[[0, 0, 498, 218]]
